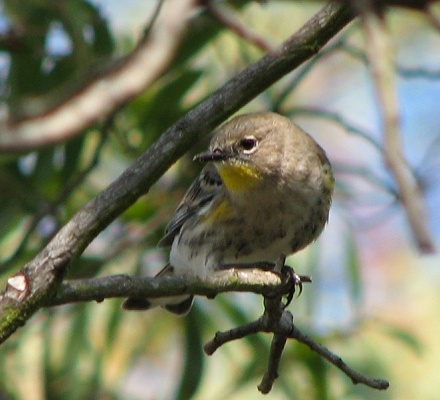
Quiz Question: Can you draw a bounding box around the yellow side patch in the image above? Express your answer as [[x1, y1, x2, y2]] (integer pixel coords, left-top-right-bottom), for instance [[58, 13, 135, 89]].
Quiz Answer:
[[203, 199, 233, 223], [323, 169, 335, 192], [217, 164, 262, 192]]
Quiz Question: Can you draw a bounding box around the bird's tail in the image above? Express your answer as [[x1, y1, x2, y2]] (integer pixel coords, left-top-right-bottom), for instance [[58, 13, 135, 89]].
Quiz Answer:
[[121, 264, 194, 315]]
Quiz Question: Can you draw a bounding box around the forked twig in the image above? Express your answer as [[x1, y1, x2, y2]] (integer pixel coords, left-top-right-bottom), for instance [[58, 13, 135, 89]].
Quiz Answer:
[[204, 270, 389, 393]]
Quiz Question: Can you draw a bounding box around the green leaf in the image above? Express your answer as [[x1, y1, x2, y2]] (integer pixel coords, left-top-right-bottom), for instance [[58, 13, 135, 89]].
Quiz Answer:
[[345, 232, 363, 309], [61, 136, 87, 185], [379, 321, 424, 355], [175, 306, 204, 400]]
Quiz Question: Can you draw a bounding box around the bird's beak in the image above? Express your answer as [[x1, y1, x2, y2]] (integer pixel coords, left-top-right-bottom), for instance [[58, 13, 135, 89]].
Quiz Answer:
[[193, 148, 228, 162]]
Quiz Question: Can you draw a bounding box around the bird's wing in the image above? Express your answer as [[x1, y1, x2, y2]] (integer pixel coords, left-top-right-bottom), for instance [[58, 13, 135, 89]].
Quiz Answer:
[[158, 163, 223, 247]]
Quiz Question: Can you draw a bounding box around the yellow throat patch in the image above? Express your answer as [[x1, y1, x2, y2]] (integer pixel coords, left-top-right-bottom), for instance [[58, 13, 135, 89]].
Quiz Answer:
[[217, 163, 262, 192]]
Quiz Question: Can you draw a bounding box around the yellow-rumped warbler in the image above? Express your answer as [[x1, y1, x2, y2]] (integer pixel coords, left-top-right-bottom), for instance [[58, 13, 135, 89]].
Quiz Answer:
[[122, 112, 334, 314]]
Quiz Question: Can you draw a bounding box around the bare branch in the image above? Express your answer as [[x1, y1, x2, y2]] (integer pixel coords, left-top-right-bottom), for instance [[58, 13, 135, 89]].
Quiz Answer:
[[0, 2, 354, 345], [288, 324, 389, 390], [361, 8, 435, 253], [426, 2, 440, 32], [49, 269, 287, 307], [0, 0, 197, 152], [342, 42, 440, 79], [204, 320, 262, 355], [204, 292, 389, 393], [290, 106, 383, 151], [258, 332, 288, 394], [205, 0, 276, 53]]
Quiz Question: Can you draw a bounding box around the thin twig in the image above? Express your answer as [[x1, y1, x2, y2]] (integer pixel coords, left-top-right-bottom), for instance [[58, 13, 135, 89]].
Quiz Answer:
[[142, 0, 165, 38], [204, 293, 389, 393], [205, 0, 276, 53], [426, 2, 440, 32], [289, 106, 383, 152], [270, 26, 357, 111], [342, 42, 440, 79], [361, 8, 435, 252], [258, 332, 288, 394], [288, 324, 389, 390], [204, 319, 262, 355]]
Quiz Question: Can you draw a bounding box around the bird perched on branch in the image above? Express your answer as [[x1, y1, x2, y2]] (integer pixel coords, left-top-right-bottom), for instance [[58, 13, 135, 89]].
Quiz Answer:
[[122, 112, 334, 314]]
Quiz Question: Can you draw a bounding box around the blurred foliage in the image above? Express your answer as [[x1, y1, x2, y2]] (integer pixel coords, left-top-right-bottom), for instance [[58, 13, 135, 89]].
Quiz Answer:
[[0, 1, 440, 400], [3, 0, 114, 120]]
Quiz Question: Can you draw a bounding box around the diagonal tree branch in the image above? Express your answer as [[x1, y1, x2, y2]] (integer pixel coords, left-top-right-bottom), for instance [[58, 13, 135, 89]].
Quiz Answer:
[[287, 323, 389, 389], [0, 2, 354, 344]]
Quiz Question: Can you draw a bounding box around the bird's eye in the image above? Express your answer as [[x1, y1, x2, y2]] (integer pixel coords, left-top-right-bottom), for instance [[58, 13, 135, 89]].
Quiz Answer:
[[240, 136, 258, 154]]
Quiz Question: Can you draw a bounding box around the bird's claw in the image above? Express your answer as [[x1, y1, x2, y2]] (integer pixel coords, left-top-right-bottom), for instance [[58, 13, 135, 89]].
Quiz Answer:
[[280, 265, 312, 308]]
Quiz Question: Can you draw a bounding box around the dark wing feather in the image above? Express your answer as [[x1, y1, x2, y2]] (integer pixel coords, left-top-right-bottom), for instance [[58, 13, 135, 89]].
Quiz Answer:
[[158, 164, 223, 247]]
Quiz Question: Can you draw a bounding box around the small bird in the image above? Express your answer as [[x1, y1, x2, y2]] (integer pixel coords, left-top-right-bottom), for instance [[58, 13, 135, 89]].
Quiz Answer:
[[122, 112, 334, 314]]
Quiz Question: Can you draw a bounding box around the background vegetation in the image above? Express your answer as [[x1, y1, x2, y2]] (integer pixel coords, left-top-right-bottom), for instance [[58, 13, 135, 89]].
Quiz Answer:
[[0, 1, 440, 399]]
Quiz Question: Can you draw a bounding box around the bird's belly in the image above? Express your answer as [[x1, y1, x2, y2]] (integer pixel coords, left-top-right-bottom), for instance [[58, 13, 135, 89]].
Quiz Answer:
[[169, 224, 211, 277], [168, 201, 319, 275]]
